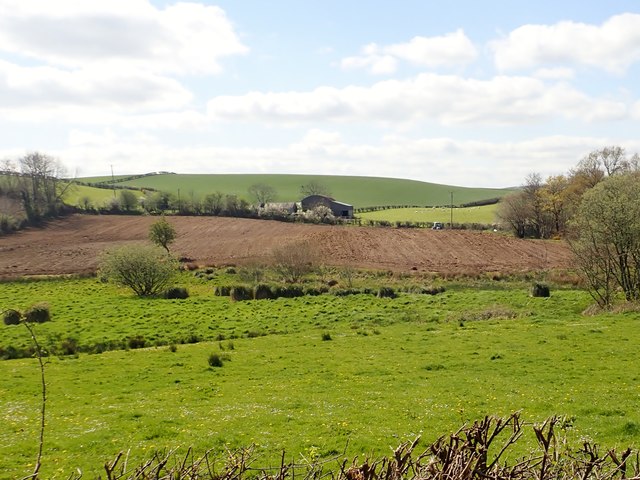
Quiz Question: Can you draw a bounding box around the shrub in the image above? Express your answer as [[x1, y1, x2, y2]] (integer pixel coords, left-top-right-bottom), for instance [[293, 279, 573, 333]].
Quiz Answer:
[[230, 285, 252, 301], [99, 244, 178, 297], [208, 353, 223, 367], [163, 287, 189, 299], [531, 283, 550, 297], [168, 344, 178, 353], [321, 332, 332, 341], [24, 303, 50, 323], [377, 286, 396, 299], [253, 284, 274, 300], [3, 309, 21, 325]]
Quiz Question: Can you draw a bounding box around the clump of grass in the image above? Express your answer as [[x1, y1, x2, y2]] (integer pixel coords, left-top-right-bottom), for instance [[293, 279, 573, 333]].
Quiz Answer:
[[459, 305, 519, 322], [127, 335, 146, 349], [321, 332, 332, 341], [24, 303, 51, 323], [168, 344, 178, 352], [213, 285, 231, 296], [2, 309, 21, 325], [377, 286, 396, 299], [208, 353, 224, 367], [230, 285, 252, 301], [253, 284, 274, 300], [531, 283, 550, 297], [163, 287, 189, 299]]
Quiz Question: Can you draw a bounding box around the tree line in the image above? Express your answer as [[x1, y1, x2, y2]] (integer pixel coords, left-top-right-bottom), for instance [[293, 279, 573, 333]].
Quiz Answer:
[[500, 146, 640, 309], [0, 152, 69, 231], [497, 146, 640, 239]]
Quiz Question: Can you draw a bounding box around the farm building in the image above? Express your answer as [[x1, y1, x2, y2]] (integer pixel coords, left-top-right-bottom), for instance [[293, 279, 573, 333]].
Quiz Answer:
[[301, 195, 353, 218]]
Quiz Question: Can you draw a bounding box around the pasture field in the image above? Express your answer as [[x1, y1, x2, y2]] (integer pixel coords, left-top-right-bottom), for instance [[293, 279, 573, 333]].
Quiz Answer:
[[358, 204, 499, 225], [61, 183, 141, 208], [2, 271, 640, 478], [78, 173, 513, 208]]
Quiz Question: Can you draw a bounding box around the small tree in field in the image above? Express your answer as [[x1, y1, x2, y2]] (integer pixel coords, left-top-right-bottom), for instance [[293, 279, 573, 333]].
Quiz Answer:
[[99, 244, 177, 296], [149, 217, 176, 253]]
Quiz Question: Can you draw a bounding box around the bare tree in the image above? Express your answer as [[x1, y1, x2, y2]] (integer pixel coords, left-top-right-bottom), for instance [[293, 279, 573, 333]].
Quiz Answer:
[[300, 180, 331, 197], [248, 183, 277, 205], [17, 152, 67, 220], [272, 240, 318, 283]]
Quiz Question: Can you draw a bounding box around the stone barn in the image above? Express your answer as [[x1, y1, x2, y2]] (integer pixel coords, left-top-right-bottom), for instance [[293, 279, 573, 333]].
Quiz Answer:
[[300, 195, 353, 219]]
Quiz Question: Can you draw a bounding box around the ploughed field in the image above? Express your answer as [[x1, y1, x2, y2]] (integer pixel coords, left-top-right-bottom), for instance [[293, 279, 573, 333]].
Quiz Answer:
[[0, 215, 571, 278]]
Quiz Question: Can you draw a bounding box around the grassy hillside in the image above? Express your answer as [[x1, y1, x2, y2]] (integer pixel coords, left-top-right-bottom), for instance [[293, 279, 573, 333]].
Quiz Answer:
[[79, 173, 512, 208]]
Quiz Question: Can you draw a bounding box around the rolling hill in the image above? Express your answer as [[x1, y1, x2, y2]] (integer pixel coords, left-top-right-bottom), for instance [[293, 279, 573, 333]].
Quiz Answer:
[[78, 173, 513, 208]]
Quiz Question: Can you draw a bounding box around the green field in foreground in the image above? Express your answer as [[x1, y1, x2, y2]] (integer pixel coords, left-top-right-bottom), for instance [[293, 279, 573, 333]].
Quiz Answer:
[[1, 273, 639, 478], [78, 173, 513, 208], [358, 204, 499, 225]]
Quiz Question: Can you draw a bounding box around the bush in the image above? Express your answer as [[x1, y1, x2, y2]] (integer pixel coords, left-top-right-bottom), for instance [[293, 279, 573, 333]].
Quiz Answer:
[[531, 283, 550, 297], [230, 285, 252, 301], [163, 287, 189, 299], [24, 303, 50, 323], [208, 353, 224, 367], [3, 309, 21, 325], [377, 286, 397, 299], [321, 332, 332, 341], [99, 244, 178, 297]]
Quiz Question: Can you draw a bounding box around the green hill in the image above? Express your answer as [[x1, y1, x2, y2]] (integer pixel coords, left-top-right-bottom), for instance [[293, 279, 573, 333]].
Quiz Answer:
[[78, 173, 512, 208]]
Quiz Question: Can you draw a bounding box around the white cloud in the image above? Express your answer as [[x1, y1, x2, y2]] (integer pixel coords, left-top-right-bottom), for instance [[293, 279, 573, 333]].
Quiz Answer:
[[207, 73, 628, 125], [533, 67, 575, 80], [0, 60, 193, 122], [491, 13, 640, 73], [341, 30, 477, 74], [0, 0, 248, 75]]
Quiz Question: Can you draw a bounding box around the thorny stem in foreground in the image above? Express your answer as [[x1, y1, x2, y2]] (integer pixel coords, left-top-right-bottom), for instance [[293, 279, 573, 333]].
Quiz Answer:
[[21, 321, 47, 480]]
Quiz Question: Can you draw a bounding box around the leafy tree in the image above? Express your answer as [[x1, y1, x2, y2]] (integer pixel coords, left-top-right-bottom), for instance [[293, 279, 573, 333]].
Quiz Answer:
[[99, 244, 177, 297], [149, 217, 177, 253], [300, 181, 331, 198], [568, 173, 640, 307], [248, 183, 277, 205], [203, 192, 224, 215], [119, 190, 139, 212]]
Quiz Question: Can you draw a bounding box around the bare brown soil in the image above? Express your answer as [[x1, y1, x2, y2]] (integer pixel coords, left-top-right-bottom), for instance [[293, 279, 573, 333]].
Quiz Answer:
[[0, 214, 572, 279]]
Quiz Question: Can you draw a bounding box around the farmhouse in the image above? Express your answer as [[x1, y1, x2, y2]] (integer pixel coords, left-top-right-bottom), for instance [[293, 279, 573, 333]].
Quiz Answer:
[[300, 195, 353, 218]]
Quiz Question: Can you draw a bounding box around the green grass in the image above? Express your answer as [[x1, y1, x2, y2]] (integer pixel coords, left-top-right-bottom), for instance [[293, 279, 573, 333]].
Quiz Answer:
[[358, 204, 499, 225], [77, 173, 513, 208], [2, 273, 639, 478], [62, 183, 142, 209]]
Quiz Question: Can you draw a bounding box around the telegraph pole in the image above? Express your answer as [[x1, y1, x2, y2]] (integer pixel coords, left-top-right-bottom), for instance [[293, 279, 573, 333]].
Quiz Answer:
[[110, 164, 116, 198], [450, 191, 454, 228]]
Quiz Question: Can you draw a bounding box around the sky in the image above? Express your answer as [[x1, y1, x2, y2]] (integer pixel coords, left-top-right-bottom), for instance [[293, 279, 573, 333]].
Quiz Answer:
[[1, 1, 639, 187]]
